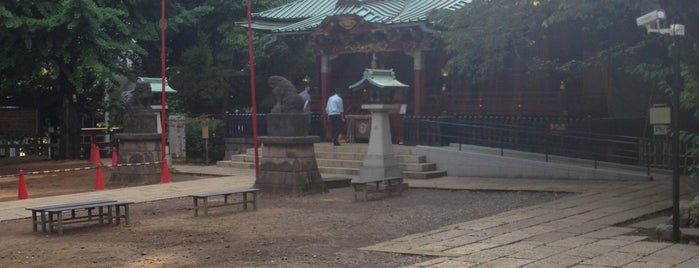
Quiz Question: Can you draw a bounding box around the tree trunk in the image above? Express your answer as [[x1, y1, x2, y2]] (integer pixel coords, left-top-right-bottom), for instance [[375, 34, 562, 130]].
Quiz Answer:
[[59, 93, 81, 159]]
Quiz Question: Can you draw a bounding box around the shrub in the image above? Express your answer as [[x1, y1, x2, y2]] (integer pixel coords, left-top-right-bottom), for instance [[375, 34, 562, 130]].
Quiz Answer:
[[185, 117, 225, 163]]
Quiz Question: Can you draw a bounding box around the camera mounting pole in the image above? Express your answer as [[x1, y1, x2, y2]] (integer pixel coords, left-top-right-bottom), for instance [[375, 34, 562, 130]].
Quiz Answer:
[[637, 9, 685, 242]]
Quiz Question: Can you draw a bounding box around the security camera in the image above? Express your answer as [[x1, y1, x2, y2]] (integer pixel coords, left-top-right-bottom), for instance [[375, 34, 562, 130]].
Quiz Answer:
[[636, 9, 665, 27], [670, 24, 685, 36]]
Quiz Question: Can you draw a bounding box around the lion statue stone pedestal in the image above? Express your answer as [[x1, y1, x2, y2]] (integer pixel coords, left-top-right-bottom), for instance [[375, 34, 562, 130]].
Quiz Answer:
[[254, 76, 326, 196]]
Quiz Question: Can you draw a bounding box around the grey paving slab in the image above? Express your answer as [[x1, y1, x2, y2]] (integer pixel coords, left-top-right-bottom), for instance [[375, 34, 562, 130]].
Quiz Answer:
[[477, 257, 534, 268], [674, 258, 699, 268], [629, 217, 671, 229], [581, 251, 643, 267], [521, 254, 586, 268], [638, 247, 699, 265], [617, 241, 672, 255], [442, 242, 501, 255], [546, 237, 600, 248], [563, 243, 618, 259], [622, 261, 672, 268], [509, 245, 569, 260], [524, 231, 579, 243]]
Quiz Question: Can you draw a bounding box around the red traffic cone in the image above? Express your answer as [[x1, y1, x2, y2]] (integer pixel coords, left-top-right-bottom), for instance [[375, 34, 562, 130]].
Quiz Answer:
[[111, 146, 118, 168], [161, 160, 170, 184], [18, 170, 28, 200], [95, 165, 105, 191], [90, 144, 100, 166]]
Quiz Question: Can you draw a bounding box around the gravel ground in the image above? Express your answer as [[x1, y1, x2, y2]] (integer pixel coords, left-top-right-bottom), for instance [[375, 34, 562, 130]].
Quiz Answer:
[[0, 186, 568, 267]]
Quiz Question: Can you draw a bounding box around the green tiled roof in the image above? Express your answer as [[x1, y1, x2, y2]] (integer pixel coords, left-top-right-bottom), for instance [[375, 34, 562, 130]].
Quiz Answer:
[[349, 69, 409, 90], [251, 0, 468, 33], [138, 77, 176, 93]]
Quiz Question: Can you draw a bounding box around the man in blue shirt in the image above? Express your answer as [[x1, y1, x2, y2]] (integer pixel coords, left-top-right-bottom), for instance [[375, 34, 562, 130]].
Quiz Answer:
[[299, 84, 311, 128], [325, 89, 344, 146], [299, 84, 311, 114]]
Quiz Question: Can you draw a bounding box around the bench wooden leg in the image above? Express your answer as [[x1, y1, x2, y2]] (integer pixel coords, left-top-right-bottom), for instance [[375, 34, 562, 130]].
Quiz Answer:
[[40, 212, 49, 233], [31, 212, 38, 232], [108, 205, 114, 224], [122, 204, 130, 225], [243, 193, 248, 210], [252, 191, 258, 210], [353, 185, 357, 201], [193, 197, 199, 217], [56, 212, 64, 235], [48, 212, 55, 233], [203, 197, 209, 217], [115, 205, 125, 225]]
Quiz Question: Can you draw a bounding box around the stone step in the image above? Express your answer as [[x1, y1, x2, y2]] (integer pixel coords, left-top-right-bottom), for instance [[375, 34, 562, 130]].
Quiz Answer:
[[317, 159, 362, 168], [319, 167, 359, 175], [403, 170, 448, 179], [225, 143, 446, 179], [402, 162, 437, 172], [245, 144, 416, 156], [216, 160, 254, 169]]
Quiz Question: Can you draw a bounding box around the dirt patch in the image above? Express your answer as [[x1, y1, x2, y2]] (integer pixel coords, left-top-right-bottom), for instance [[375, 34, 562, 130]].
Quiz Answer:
[[0, 160, 568, 267]]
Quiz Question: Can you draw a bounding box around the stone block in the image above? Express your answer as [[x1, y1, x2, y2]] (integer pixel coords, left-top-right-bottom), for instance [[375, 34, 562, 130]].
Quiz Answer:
[[266, 113, 309, 136]]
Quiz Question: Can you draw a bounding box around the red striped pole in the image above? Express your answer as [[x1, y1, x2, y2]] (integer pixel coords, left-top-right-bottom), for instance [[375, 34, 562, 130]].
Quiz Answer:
[[246, 0, 260, 176], [160, 0, 170, 183]]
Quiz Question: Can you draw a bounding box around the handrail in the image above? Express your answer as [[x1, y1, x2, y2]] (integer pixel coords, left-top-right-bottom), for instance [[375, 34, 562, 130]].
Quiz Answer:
[[402, 116, 655, 173]]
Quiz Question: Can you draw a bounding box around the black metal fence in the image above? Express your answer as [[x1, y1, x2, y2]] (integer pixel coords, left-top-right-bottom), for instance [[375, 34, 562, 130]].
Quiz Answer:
[[225, 113, 325, 138], [401, 115, 688, 171], [224, 113, 691, 171]]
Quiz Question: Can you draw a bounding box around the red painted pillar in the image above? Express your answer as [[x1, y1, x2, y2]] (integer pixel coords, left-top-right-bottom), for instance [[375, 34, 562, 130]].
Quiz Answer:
[[321, 54, 335, 139], [321, 55, 329, 118], [412, 51, 425, 116]]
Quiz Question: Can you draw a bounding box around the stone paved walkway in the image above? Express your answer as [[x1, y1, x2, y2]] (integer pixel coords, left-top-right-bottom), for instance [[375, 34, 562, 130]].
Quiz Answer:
[[365, 175, 699, 267], [2, 164, 698, 267]]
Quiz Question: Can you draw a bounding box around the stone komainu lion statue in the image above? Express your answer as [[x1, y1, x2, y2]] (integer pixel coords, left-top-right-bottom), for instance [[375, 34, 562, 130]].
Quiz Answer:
[[125, 81, 152, 112], [268, 76, 304, 114]]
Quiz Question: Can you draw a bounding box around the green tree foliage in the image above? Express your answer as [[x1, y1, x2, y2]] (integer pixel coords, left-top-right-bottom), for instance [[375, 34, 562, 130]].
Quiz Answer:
[[0, 0, 151, 159], [0, 1, 212, 159], [165, 0, 309, 116], [434, 0, 665, 84]]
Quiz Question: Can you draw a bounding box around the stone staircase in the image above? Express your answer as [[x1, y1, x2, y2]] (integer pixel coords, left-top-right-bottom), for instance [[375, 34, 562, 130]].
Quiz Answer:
[[216, 143, 447, 179]]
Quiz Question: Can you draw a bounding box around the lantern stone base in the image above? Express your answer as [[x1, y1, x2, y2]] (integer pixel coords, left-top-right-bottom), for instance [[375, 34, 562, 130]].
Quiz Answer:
[[110, 133, 162, 185], [254, 136, 327, 196], [356, 104, 403, 183]]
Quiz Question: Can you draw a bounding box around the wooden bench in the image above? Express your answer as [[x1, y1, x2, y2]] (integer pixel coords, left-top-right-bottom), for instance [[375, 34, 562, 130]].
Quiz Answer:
[[189, 188, 260, 217], [26, 200, 116, 234], [351, 177, 404, 201], [29, 200, 133, 235]]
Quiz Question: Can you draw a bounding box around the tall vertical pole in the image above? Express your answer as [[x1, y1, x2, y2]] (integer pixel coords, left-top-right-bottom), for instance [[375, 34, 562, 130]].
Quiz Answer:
[[412, 51, 424, 116], [671, 31, 681, 242], [321, 55, 330, 140], [247, 0, 260, 175], [160, 0, 170, 183]]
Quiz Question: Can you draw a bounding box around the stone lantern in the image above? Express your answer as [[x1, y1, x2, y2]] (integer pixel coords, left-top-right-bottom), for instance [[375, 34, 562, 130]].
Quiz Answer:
[[349, 69, 409, 182]]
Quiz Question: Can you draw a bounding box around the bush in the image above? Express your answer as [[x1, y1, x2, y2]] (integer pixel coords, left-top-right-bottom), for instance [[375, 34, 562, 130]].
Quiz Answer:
[[690, 200, 699, 228], [185, 117, 225, 163]]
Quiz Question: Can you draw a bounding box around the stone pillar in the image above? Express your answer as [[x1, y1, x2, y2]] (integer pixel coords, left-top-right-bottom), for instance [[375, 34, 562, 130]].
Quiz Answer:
[[168, 115, 186, 162], [357, 104, 402, 182]]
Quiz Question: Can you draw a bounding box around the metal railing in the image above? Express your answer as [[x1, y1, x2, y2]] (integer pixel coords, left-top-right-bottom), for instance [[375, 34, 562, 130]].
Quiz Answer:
[[402, 116, 664, 172], [225, 113, 325, 138], [223, 113, 693, 172]]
